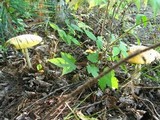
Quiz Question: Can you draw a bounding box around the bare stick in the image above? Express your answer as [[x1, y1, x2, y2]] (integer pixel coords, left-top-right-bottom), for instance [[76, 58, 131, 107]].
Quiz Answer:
[[43, 42, 160, 119]]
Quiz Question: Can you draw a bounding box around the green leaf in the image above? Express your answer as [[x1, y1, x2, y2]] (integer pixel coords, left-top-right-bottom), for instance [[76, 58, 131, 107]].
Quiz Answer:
[[67, 35, 80, 45], [36, 64, 43, 71], [71, 23, 83, 32], [119, 41, 128, 57], [62, 66, 76, 75], [98, 69, 118, 90], [71, 37, 80, 45], [87, 52, 99, 63], [112, 46, 120, 57], [119, 41, 127, 51], [78, 22, 92, 30], [48, 52, 76, 75], [68, 25, 76, 35], [49, 22, 60, 31], [58, 30, 68, 42], [96, 36, 103, 50], [61, 52, 76, 64], [65, 34, 72, 45], [87, 64, 99, 77], [84, 30, 97, 41], [136, 14, 148, 27], [48, 58, 66, 68], [65, 20, 75, 35]]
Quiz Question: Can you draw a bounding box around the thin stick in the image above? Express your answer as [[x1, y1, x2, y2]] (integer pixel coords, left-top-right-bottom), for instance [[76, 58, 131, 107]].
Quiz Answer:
[[43, 42, 160, 119]]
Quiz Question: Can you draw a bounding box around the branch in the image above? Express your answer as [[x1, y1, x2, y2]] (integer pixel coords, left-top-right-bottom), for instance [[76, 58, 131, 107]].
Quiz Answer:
[[43, 42, 160, 119]]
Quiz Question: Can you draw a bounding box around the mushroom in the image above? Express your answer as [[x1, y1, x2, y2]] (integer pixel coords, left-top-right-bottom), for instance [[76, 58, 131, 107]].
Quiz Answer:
[[6, 34, 42, 69], [127, 45, 160, 84]]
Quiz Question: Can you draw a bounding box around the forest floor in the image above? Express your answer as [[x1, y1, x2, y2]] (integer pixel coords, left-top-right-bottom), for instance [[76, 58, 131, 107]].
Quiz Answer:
[[0, 6, 160, 120]]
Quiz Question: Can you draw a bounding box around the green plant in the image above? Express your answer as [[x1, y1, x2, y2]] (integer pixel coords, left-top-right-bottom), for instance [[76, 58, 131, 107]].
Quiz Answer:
[[0, 0, 34, 43], [48, 0, 160, 91], [49, 22, 80, 45], [49, 18, 127, 89], [98, 69, 118, 90], [48, 52, 76, 75]]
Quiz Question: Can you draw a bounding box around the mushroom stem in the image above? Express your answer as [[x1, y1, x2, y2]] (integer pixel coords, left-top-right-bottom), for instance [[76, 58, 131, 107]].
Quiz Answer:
[[133, 64, 142, 84], [130, 64, 141, 94], [130, 64, 142, 85], [23, 48, 32, 69]]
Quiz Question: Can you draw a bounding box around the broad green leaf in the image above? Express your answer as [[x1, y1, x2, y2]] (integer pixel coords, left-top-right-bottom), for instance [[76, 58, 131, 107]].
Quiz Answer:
[[98, 70, 118, 90], [68, 25, 76, 35], [87, 64, 99, 77], [96, 36, 103, 50], [61, 52, 76, 75], [49, 22, 60, 30], [71, 37, 80, 45], [71, 23, 83, 32], [119, 41, 128, 57], [65, 20, 75, 35], [58, 29, 67, 39], [61, 52, 76, 64], [112, 47, 120, 57], [48, 52, 76, 75], [84, 30, 97, 41], [141, 15, 148, 27], [87, 52, 99, 63], [58, 30, 69, 44], [62, 65, 76, 75], [65, 35, 72, 45], [110, 77, 119, 89], [78, 22, 92, 30], [49, 22, 72, 45], [136, 14, 148, 27], [121, 50, 128, 58], [67, 35, 80, 45], [48, 58, 65, 67], [119, 41, 127, 52]]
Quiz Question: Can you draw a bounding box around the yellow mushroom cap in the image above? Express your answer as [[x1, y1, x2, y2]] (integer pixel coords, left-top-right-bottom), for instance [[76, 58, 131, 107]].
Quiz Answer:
[[127, 45, 160, 64], [6, 34, 42, 49]]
